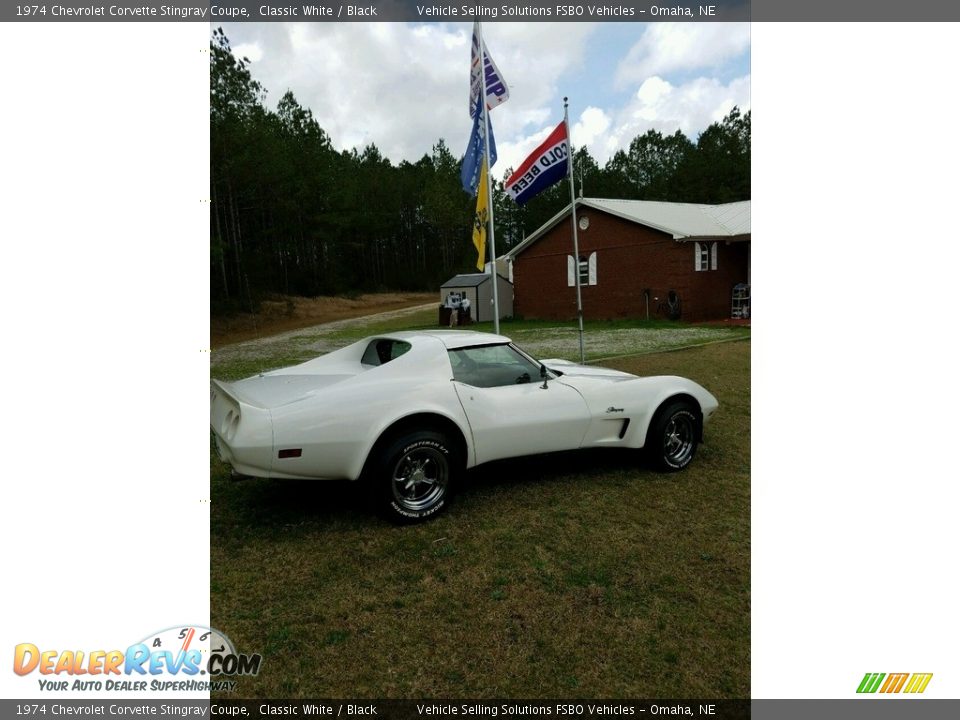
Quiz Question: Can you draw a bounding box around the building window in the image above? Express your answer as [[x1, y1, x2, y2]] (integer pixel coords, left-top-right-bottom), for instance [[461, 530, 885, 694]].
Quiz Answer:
[[568, 252, 598, 287], [695, 241, 718, 271]]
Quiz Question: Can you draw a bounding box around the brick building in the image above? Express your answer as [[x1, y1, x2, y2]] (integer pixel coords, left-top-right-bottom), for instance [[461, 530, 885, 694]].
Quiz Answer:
[[505, 198, 751, 322]]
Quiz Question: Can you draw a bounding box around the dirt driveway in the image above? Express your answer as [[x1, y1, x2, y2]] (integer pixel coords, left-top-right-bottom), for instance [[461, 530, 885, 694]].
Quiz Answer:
[[211, 293, 436, 348], [211, 301, 435, 372]]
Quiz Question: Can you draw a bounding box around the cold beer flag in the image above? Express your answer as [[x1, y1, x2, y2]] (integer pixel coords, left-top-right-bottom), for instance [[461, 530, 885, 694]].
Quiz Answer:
[[469, 22, 509, 118], [472, 161, 490, 271], [505, 122, 569, 206]]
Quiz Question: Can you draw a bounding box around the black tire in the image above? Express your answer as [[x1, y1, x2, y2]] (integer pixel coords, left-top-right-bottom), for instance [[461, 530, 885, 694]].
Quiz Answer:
[[647, 400, 700, 472], [373, 430, 458, 524]]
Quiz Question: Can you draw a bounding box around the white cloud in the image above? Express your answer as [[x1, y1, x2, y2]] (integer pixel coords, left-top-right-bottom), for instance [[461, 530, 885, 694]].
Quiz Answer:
[[504, 73, 750, 171], [572, 106, 612, 153], [615, 23, 750, 87], [216, 23, 749, 176], [232, 42, 263, 63], [219, 22, 598, 165], [588, 74, 750, 163]]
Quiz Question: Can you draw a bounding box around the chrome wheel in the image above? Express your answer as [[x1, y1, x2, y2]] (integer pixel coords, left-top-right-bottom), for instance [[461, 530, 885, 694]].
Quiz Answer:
[[647, 400, 700, 472], [391, 445, 449, 513], [663, 412, 695, 466]]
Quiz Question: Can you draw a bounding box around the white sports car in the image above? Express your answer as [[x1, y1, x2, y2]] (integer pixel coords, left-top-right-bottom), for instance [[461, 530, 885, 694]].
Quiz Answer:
[[211, 330, 718, 523]]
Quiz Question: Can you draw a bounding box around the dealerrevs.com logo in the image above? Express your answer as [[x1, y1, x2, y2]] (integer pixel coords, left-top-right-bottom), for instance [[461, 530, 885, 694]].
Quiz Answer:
[[13, 625, 261, 693], [857, 672, 933, 694]]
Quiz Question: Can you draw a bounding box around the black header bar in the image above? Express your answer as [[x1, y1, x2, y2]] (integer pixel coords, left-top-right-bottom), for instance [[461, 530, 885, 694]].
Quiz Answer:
[[6, 0, 960, 22]]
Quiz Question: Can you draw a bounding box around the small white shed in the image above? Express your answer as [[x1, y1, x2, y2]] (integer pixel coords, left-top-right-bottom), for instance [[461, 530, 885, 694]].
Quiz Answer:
[[439, 272, 513, 322]]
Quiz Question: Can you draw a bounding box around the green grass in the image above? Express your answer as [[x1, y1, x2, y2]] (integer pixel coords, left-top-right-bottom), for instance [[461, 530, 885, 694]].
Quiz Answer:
[[211, 310, 749, 381], [479, 316, 714, 332], [210, 353, 318, 383], [322, 307, 439, 343], [210, 334, 750, 699]]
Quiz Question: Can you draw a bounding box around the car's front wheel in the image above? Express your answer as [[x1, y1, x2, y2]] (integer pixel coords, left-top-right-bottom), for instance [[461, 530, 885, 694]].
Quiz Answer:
[[374, 430, 457, 524], [647, 400, 700, 472]]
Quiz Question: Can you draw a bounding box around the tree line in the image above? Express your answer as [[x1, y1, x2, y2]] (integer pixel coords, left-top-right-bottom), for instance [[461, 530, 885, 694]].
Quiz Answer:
[[210, 28, 750, 313]]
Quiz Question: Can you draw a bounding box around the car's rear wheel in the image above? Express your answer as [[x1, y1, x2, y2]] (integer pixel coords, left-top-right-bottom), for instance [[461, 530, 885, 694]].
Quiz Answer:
[[647, 400, 700, 472], [375, 430, 457, 524]]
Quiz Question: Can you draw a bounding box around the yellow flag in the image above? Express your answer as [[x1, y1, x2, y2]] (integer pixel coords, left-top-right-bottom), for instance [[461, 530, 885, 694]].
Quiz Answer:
[[472, 162, 488, 271]]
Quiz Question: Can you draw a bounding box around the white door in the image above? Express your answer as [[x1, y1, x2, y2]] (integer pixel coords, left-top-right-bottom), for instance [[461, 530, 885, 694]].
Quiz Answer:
[[449, 344, 591, 465]]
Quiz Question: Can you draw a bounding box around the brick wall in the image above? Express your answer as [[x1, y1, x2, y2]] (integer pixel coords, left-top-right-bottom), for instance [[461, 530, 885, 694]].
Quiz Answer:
[[512, 210, 749, 322]]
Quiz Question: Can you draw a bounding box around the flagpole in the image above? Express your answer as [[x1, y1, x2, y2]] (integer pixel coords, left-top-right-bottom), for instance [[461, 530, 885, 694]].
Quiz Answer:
[[477, 22, 501, 335], [564, 97, 585, 364]]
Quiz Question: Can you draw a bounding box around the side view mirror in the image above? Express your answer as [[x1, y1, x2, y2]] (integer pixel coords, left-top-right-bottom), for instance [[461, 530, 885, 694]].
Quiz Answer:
[[540, 364, 549, 390]]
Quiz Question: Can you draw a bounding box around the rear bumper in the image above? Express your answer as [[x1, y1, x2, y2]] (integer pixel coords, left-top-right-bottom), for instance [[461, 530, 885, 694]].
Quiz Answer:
[[211, 380, 275, 477], [212, 431, 272, 478]]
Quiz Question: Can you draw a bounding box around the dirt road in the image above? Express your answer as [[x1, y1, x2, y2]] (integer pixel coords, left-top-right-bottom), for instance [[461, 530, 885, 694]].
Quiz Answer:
[[211, 301, 436, 371], [211, 292, 436, 348]]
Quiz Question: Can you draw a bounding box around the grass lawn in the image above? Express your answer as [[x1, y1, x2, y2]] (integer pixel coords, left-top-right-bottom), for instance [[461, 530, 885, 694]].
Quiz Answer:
[[210, 319, 750, 699], [211, 311, 750, 381]]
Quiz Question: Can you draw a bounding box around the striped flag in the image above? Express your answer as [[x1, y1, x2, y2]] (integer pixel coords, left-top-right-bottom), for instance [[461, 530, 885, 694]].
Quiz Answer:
[[505, 121, 569, 206]]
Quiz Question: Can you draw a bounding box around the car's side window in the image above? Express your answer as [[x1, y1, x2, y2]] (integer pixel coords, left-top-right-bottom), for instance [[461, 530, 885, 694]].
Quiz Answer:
[[361, 339, 412, 367], [449, 344, 541, 388]]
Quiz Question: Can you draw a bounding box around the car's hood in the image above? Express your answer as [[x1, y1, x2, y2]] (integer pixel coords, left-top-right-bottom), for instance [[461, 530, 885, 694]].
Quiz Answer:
[[225, 373, 356, 409], [541, 358, 636, 382]]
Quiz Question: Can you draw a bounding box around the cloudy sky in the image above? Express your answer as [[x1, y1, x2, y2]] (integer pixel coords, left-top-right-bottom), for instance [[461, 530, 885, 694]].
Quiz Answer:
[[220, 22, 750, 176]]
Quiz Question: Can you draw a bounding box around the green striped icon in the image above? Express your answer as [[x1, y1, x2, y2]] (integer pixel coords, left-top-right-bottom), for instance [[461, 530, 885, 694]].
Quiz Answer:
[[857, 672, 933, 694], [857, 673, 886, 693]]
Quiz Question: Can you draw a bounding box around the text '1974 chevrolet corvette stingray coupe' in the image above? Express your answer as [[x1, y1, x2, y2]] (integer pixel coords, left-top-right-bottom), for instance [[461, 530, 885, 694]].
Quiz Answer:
[[211, 330, 718, 523]]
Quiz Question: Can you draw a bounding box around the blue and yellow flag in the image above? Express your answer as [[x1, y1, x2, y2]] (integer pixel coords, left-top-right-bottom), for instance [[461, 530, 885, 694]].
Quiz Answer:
[[472, 161, 489, 271], [461, 100, 497, 195]]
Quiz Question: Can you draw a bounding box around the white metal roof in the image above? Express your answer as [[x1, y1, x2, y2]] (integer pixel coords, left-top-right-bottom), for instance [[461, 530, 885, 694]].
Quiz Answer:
[[507, 198, 750, 258], [588, 199, 750, 238]]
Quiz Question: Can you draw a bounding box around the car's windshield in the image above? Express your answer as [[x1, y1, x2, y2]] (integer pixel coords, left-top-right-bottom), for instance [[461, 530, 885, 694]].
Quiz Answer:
[[448, 343, 545, 388]]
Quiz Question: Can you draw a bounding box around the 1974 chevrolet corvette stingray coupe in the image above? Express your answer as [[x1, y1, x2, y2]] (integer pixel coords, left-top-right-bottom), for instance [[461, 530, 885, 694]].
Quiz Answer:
[[211, 330, 718, 523]]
